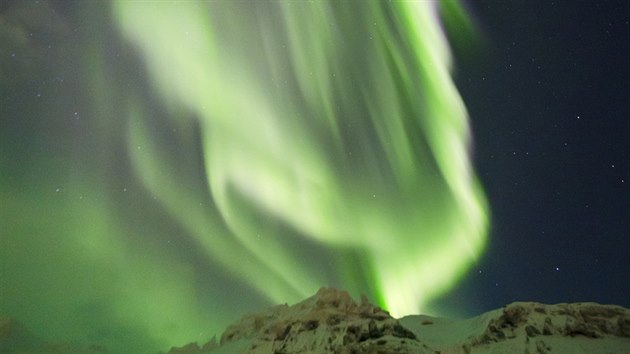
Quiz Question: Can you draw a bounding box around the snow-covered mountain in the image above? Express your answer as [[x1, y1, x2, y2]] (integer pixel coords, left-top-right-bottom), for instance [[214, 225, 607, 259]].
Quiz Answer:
[[2, 288, 629, 353], [164, 288, 630, 354]]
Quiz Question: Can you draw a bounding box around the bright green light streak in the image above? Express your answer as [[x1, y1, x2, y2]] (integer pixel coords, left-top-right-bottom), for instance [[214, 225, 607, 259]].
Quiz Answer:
[[112, 0, 489, 319]]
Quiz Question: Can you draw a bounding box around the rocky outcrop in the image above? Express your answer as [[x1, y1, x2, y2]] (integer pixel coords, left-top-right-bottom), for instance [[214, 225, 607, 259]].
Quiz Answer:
[[0, 316, 43, 353], [403, 301, 630, 354], [475, 302, 630, 344], [162, 339, 217, 354], [0, 316, 109, 354], [205, 287, 434, 354]]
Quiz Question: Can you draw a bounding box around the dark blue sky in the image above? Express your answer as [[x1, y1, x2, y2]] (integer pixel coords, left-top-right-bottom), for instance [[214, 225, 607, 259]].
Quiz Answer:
[[433, 0, 629, 316]]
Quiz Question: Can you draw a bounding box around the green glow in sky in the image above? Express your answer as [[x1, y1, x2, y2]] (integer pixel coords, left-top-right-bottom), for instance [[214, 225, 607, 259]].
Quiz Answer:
[[0, 1, 488, 352], [113, 0, 488, 315]]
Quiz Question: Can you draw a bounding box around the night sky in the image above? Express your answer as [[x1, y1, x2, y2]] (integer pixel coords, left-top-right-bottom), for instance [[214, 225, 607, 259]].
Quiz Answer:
[[434, 0, 630, 316], [1, 1, 629, 353]]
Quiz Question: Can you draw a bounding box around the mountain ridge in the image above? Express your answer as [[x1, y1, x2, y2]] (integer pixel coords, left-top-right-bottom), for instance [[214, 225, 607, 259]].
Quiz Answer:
[[2, 288, 629, 353], [163, 288, 630, 354]]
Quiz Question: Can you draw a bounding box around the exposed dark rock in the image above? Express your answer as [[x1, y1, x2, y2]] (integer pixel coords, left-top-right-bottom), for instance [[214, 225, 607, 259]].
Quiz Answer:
[[526, 325, 540, 337], [215, 287, 432, 353]]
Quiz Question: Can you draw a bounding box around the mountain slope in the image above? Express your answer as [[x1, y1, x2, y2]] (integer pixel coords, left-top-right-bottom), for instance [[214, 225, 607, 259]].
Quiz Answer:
[[165, 288, 630, 354]]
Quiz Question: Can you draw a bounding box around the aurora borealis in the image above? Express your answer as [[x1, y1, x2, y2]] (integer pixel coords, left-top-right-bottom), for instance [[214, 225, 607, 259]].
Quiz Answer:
[[1, 0, 487, 351], [113, 0, 489, 315], [2, 0, 628, 353]]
